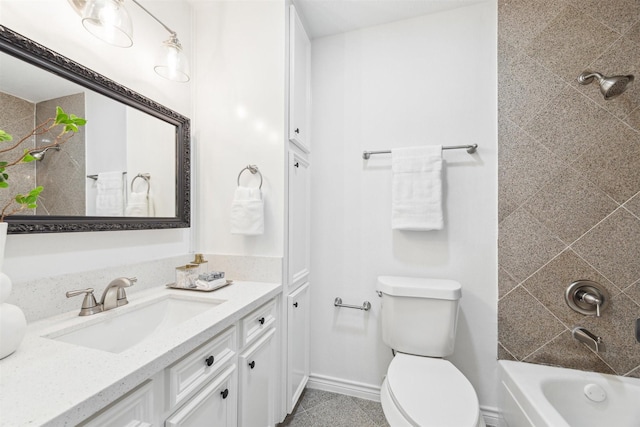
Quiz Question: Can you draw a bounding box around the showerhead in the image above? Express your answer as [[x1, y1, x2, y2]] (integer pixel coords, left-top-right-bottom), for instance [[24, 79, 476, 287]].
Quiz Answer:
[[30, 144, 61, 161], [578, 71, 634, 100]]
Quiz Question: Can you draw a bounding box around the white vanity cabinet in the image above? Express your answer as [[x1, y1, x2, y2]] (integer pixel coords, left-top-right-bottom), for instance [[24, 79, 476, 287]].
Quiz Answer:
[[238, 328, 277, 427], [288, 151, 310, 289], [288, 4, 311, 153], [286, 282, 310, 412], [165, 364, 237, 427], [79, 381, 155, 427]]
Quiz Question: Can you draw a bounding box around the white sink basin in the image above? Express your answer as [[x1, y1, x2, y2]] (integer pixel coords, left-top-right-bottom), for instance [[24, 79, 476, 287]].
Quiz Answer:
[[45, 295, 224, 353]]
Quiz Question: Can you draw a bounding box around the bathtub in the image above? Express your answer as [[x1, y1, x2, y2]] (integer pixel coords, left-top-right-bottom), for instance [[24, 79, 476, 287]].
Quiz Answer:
[[499, 360, 640, 427]]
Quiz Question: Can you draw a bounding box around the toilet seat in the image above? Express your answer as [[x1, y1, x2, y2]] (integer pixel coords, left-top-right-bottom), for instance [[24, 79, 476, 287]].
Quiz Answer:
[[383, 353, 481, 427]]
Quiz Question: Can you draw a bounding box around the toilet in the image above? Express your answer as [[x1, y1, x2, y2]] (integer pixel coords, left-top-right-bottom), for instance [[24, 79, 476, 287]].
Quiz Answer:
[[377, 276, 485, 427]]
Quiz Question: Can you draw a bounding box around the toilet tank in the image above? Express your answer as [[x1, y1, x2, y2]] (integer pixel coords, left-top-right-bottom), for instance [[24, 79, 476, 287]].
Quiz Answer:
[[378, 276, 462, 357]]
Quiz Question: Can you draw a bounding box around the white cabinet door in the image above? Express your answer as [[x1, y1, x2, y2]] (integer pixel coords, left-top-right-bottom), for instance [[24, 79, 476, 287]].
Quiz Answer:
[[288, 151, 310, 289], [289, 4, 311, 152], [287, 282, 310, 413], [165, 364, 237, 427], [238, 328, 277, 427]]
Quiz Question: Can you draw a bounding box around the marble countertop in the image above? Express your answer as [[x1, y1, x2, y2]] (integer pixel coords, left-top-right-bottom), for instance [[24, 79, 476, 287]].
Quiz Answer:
[[0, 281, 281, 426]]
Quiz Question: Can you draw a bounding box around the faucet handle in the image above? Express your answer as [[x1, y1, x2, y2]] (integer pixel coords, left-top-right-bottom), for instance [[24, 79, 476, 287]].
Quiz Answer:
[[115, 277, 137, 306], [66, 288, 103, 316]]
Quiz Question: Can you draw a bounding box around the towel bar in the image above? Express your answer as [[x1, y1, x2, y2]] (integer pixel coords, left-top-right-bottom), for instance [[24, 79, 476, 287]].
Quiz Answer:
[[334, 297, 371, 311], [87, 171, 127, 180], [237, 164, 263, 189], [362, 144, 478, 159]]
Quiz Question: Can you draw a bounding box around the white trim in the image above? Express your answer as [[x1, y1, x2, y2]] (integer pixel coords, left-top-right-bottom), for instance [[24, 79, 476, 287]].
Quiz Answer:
[[306, 373, 382, 402], [481, 405, 500, 427]]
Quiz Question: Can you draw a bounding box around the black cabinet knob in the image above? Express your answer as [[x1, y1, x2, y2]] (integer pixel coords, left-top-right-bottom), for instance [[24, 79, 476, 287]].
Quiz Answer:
[[205, 355, 214, 367], [249, 361, 256, 369], [293, 302, 298, 308], [294, 128, 300, 134], [294, 162, 299, 168], [258, 317, 265, 325], [221, 388, 229, 399]]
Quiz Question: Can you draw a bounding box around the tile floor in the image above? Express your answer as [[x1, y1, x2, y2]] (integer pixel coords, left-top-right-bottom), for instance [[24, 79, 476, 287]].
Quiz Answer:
[[277, 388, 390, 427]]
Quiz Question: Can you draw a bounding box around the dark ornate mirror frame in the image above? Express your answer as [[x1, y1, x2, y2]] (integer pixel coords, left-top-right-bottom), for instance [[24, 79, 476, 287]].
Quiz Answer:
[[0, 25, 190, 233]]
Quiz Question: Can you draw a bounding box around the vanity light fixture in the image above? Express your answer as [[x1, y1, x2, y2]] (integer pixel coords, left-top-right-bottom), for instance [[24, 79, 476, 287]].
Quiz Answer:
[[68, 0, 190, 82]]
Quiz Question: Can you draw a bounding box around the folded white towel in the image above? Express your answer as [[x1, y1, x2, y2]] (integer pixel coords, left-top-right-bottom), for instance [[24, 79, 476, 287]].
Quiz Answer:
[[231, 186, 264, 235], [96, 171, 124, 216], [391, 146, 443, 231], [125, 191, 154, 217]]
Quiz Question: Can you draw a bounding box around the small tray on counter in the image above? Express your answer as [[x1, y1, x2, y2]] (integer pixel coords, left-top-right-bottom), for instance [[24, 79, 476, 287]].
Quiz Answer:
[[166, 279, 234, 292]]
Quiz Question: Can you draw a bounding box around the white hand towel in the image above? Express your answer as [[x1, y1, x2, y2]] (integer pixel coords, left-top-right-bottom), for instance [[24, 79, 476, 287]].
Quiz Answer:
[[96, 171, 124, 216], [391, 145, 443, 231], [231, 186, 264, 235], [125, 191, 151, 217]]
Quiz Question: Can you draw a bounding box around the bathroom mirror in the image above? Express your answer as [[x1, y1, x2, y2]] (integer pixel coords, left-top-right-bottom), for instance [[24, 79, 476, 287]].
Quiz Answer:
[[0, 25, 190, 233]]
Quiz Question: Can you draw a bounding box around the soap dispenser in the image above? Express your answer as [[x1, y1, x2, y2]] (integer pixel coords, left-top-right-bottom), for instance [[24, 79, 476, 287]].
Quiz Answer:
[[192, 253, 209, 273]]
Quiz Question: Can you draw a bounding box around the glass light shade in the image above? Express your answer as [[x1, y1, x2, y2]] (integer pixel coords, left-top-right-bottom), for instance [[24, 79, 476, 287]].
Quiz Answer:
[[154, 36, 190, 83], [82, 0, 133, 48]]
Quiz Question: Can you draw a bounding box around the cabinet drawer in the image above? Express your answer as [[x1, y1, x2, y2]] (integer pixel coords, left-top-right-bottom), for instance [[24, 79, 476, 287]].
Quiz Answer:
[[80, 380, 154, 427], [240, 299, 277, 347], [168, 326, 236, 410]]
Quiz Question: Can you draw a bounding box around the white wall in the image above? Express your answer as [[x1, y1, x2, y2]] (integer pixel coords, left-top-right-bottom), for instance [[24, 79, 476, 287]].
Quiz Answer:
[[192, 1, 285, 257], [309, 1, 498, 409], [0, 0, 193, 282]]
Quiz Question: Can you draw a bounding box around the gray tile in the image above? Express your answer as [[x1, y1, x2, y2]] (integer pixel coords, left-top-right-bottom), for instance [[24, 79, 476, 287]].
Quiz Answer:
[[568, 0, 640, 34], [524, 330, 616, 374], [625, 20, 640, 44], [498, 342, 517, 361], [523, 168, 618, 244], [580, 293, 640, 375], [351, 397, 389, 427], [575, 37, 640, 121], [524, 6, 619, 82], [628, 366, 640, 378], [572, 124, 640, 204], [523, 87, 621, 163], [498, 286, 566, 360], [498, 119, 564, 210], [498, 0, 568, 51], [522, 249, 621, 327], [623, 280, 640, 306], [573, 208, 640, 288], [499, 266, 518, 299], [299, 388, 339, 412], [624, 192, 640, 218], [305, 394, 375, 427], [499, 208, 566, 282], [499, 52, 566, 126], [624, 106, 640, 133]]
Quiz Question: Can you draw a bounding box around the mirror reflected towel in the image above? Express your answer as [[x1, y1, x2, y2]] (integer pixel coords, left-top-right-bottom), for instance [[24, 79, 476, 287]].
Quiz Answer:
[[96, 171, 125, 216], [125, 192, 155, 217], [231, 186, 264, 235]]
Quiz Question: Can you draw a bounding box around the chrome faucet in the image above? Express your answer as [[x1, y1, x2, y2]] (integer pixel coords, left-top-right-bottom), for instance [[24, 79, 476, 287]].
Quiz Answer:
[[100, 277, 137, 310], [67, 277, 137, 316], [572, 327, 606, 352]]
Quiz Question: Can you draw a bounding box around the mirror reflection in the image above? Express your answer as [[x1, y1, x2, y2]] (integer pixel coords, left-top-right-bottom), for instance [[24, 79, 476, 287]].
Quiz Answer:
[[0, 52, 176, 218]]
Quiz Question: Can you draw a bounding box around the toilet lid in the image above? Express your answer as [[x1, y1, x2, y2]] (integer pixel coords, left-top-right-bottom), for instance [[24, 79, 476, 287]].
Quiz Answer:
[[386, 353, 480, 427]]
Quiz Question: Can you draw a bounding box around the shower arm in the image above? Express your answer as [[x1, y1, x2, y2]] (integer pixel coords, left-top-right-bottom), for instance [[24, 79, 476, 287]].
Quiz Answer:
[[578, 72, 603, 85]]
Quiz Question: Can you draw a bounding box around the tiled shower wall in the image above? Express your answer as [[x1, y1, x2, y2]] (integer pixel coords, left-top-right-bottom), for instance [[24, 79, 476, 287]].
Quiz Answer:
[[498, 0, 640, 377]]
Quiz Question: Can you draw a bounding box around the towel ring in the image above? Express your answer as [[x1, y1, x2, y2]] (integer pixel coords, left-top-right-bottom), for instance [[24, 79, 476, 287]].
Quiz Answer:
[[131, 173, 151, 196], [237, 165, 263, 189]]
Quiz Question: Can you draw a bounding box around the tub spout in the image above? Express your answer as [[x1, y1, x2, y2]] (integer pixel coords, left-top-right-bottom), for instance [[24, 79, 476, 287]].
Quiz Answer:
[[572, 327, 605, 352]]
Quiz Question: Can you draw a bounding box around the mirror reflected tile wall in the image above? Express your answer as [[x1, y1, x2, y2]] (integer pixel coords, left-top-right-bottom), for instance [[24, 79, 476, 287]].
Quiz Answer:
[[0, 91, 86, 216], [498, 0, 640, 378]]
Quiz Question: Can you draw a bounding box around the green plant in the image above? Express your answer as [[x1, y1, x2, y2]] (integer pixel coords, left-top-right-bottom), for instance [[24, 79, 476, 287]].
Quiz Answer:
[[0, 106, 86, 221]]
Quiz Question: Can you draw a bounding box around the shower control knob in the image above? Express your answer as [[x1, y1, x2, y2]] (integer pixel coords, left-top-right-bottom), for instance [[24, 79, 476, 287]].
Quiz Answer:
[[205, 355, 214, 367]]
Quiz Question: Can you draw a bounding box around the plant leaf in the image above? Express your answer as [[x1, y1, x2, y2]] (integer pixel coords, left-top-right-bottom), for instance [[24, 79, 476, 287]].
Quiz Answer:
[[0, 130, 12, 142]]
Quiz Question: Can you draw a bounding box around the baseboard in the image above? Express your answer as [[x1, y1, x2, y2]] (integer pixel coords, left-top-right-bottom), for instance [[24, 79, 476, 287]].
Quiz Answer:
[[306, 373, 382, 402], [481, 405, 501, 427]]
